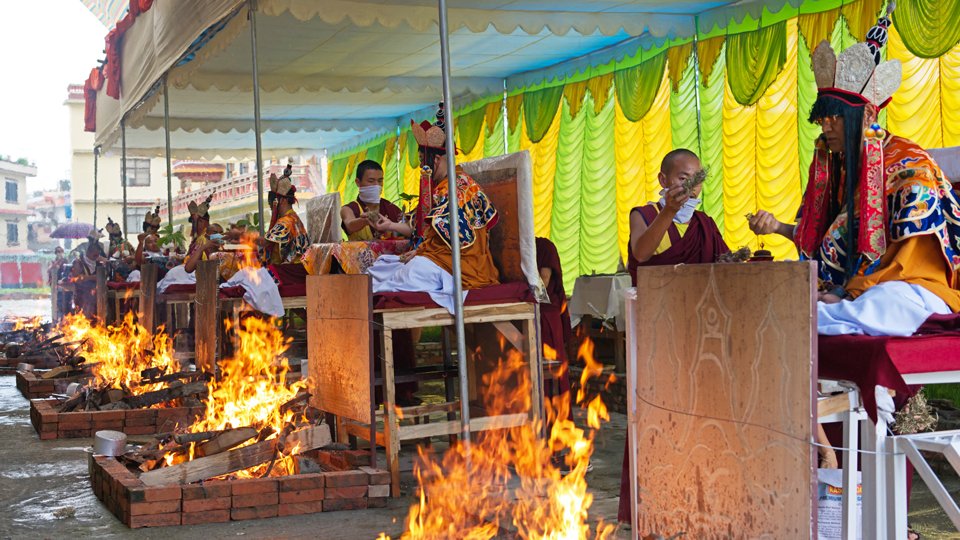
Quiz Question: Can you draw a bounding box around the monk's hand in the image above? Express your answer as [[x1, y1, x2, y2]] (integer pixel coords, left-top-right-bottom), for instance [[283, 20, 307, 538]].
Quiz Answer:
[[748, 210, 780, 235], [399, 249, 417, 263], [662, 185, 690, 215], [372, 214, 393, 233], [818, 292, 843, 304]]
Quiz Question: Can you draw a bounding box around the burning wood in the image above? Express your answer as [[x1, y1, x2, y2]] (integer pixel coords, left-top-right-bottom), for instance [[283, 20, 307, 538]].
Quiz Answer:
[[382, 339, 615, 539]]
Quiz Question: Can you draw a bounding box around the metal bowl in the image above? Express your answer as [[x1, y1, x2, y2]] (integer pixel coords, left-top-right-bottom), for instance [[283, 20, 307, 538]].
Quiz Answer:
[[16, 362, 34, 372], [93, 430, 128, 457]]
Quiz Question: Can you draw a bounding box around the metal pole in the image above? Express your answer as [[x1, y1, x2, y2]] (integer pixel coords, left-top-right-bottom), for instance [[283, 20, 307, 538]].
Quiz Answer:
[[163, 76, 174, 225], [93, 146, 100, 229], [121, 119, 128, 241], [438, 0, 470, 445], [692, 16, 704, 157], [501, 81, 509, 155], [248, 0, 265, 236]]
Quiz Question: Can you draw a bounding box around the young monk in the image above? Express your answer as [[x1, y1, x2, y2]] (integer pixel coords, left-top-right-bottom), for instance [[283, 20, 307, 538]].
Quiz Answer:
[[619, 148, 729, 525], [340, 160, 412, 241]]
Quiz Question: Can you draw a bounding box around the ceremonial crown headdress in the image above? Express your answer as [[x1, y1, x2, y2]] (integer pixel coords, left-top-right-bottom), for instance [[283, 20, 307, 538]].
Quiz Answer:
[[144, 205, 162, 228], [187, 194, 213, 218], [105, 217, 122, 235], [411, 102, 458, 154], [811, 2, 901, 109]]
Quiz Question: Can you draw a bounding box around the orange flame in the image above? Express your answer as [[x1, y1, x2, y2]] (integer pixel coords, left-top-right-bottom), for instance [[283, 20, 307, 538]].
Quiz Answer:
[[383, 338, 613, 539], [10, 316, 43, 331], [168, 317, 306, 478], [57, 313, 179, 395]]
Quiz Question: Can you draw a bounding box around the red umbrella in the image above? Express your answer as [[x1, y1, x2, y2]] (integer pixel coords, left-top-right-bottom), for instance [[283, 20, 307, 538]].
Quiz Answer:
[[50, 222, 96, 239]]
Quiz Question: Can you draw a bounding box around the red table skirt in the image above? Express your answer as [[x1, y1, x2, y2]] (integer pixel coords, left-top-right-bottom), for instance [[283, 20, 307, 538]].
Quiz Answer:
[[373, 281, 534, 311]]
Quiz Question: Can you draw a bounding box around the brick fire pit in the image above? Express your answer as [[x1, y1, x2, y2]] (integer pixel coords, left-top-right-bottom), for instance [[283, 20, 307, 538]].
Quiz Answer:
[[29, 399, 203, 440], [89, 453, 390, 528], [15, 370, 87, 399], [1, 353, 60, 370]]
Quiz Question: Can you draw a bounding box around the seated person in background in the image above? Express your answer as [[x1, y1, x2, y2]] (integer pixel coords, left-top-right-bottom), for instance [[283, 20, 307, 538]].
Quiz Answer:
[[627, 148, 728, 282], [341, 160, 412, 241], [134, 205, 162, 269], [126, 234, 166, 283], [369, 104, 499, 312], [70, 231, 106, 319], [262, 171, 309, 265], [105, 217, 134, 262], [536, 237, 571, 395], [157, 195, 213, 293], [619, 148, 728, 525]]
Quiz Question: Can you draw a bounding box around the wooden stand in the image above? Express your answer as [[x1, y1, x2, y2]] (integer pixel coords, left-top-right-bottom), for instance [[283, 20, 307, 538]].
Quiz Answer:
[[194, 260, 219, 374], [139, 263, 157, 337], [306, 274, 543, 497], [95, 265, 108, 322]]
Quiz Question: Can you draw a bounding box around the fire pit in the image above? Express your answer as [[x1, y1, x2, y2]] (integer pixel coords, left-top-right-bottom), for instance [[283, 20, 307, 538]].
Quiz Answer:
[[30, 399, 203, 440], [0, 316, 59, 370], [15, 368, 88, 399]]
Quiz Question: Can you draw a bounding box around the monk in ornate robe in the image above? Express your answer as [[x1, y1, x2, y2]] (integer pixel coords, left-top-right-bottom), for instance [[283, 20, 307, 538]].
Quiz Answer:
[[619, 148, 728, 525], [70, 233, 106, 320], [264, 170, 309, 265], [341, 160, 411, 241]]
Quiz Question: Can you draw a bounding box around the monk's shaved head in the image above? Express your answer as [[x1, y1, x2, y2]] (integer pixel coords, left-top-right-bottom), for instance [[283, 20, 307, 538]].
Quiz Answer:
[[660, 148, 700, 175]]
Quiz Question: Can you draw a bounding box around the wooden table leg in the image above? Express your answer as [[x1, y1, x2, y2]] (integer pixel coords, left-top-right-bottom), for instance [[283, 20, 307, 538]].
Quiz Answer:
[[382, 327, 401, 497], [525, 309, 543, 428]]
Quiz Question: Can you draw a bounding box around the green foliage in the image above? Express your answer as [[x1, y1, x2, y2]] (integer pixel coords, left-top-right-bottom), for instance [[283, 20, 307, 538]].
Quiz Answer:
[[158, 223, 186, 251], [236, 212, 261, 230]]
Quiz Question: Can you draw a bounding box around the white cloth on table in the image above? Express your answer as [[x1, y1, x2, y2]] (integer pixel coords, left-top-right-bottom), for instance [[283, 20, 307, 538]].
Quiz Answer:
[[368, 254, 467, 314], [156, 264, 195, 293], [221, 267, 284, 318], [126, 270, 141, 283], [817, 281, 951, 337]]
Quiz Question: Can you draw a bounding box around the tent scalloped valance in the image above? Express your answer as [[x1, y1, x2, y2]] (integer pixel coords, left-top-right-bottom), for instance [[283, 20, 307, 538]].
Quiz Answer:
[[726, 21, 787, 106], [523, 86, 565, 143], [614, 52, 668, 122], [892, 0, 960, 59]]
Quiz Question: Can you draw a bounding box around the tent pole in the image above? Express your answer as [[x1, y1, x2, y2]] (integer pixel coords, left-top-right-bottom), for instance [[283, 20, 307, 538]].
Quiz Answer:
[[502, 81, 509, 155], [93, 146, 99, 229], [692, 15, 704, 157], [163, 76, 174, 225], [121, 118, 128, 242], [438, 0, 470, 446], [248, 0, 265, 236]]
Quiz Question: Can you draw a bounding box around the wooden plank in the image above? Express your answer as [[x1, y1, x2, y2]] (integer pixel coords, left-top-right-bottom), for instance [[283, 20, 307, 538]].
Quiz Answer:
[[194, 260, 219, 375], [306, 275, 374, 425], [139, 263, 157, 337], [627, 262, 817, 539], [196, 427, 258, 457], [383, 327, 400, 497], [95, 265, 107, 322], [380, 302, 534, 330], [139, 424, 331, 486]]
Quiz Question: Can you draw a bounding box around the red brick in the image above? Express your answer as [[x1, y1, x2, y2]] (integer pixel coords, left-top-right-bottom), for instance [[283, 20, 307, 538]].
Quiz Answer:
[[129, 499, 181, 516], [126, 409, 157, 420], [231, 505, 278, 521], [322, 497, 367, 511], [367, 497, 387, 508], [128, 486, 180, 503], [59, 429, 91, 438], [62, 412, 93, 421], [279, 473, 325, 491], [325, 486, 367, 499], [39, 422, 58, 433], [360, 466, 391, 485], [182, 509, 230, 525], [57, 419, 92, 430], [182, 483, 231, 500], [183, 496, 231, 512], [279, 500, 324, 516], [92, 410, 126, 421], [92, 420, 125, 431], [279, 488, 325, 504], [123, 416, 157, 427], [128, 512, 181, 528], [233, 492, 278, 508], [324, 470, 368, 487], [231, 478, 277, 495], [123, 425, 158, 435]]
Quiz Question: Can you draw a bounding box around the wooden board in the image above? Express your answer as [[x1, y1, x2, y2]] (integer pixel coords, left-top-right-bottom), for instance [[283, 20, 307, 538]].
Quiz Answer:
[[139, 263, 157, 337], [468, 166, 523, 284], [627, 262, 817, 539], [95, 266, 107, 322], [306, 275, 374, 425], [194, 260, 219, 374]]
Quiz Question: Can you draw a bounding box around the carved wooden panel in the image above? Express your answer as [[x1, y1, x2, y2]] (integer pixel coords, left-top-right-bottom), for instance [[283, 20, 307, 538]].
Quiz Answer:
[[306, 274, 374, 425], [627, 262, 817, 539], [467, 165, 523, 284]]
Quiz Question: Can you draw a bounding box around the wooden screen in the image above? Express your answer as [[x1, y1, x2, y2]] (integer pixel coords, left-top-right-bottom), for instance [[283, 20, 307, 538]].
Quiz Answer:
[[306, 274, 374, 424], [627, 262, 817, 539], [467, 166, 523, 284]]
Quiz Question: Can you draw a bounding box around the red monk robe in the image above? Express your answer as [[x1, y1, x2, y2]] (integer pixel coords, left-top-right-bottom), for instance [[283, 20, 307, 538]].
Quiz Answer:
[[619, 202, 729, 524], [536, 237, 572, 395]]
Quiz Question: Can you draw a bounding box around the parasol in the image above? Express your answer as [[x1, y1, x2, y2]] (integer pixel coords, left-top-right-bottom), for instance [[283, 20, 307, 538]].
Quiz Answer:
[[50, 222, 95, 239]]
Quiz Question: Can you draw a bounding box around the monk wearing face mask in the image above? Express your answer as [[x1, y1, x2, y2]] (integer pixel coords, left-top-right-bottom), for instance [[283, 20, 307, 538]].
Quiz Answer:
[[340, 160, 413, 241]]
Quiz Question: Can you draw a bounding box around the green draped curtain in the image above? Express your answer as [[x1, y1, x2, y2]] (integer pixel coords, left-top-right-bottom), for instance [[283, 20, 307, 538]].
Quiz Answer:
[[484, 113, 505, 158], [699, 47, 726, 231], [893, 0, 960, 58], [670, 59, 699, 153], [523, 86, 565, 143], [614, 52, 667, 122], [328, 157, 349, 193], [456, 106, 487, 155], [726, 21, 787, 106], [507, 122, 522, 154], [404, 130, 419, 168], [578, 92, 618, 277], [550, 99, 587, 292], [366, 140, 387, 166], [798, 29, 819, 191], [382, 136, 400, 202]]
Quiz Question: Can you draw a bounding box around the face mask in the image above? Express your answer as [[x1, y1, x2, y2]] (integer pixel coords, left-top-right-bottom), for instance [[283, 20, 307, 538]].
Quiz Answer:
[[358, 185, 382, 204], [659, 188, 701, 224]]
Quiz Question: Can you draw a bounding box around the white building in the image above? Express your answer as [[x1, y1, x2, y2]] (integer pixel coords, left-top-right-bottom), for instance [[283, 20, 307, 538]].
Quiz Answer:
[[0, 157, 36, 254], [66, 85, 180, 242]]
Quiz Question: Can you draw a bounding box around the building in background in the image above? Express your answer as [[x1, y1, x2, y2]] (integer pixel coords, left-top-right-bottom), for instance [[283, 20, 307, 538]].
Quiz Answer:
[[27, 181, 72, 252], [66, 84, 180, 242], [0, 157, 44, 287]]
